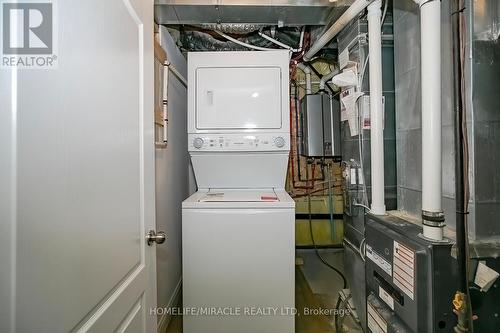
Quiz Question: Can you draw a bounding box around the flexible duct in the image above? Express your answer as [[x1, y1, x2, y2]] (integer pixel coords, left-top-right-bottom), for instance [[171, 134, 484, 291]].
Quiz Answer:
[[197, 23, 261, 34], [319, 68, 339, 91]]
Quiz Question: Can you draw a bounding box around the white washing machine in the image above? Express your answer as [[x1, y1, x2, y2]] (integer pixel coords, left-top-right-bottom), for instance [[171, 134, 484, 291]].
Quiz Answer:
[[182, 50, 294, 333], [182, 189, 294, 333]]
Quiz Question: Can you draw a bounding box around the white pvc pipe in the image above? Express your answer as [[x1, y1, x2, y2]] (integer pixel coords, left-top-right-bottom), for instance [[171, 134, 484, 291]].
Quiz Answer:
[[298, 27, 305, 51], [319, 67, 339, 90], [415, 0, 444, 241], [423, 225, 444, 241], [367, 0, 386, 216], [296, 63, 312, 94], [304, 0, 374, 61], [214, 30, 275, 51], [258, 30, 301, 52]]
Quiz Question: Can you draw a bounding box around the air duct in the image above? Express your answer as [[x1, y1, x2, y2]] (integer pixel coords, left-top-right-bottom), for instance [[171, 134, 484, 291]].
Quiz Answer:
[[319, 68, 339, 91], [198, 23, 261, 34]]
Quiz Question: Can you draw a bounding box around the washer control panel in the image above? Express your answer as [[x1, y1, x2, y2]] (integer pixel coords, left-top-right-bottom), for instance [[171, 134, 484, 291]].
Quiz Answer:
[[189, 134, 289, 151]]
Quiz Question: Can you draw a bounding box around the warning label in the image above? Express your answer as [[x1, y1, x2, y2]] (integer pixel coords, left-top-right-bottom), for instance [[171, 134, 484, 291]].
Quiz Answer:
[[393, 241, 415, 300], [378, 286, 394, 310], [367, 302, 387, 333], [366, 244, 392, 277]]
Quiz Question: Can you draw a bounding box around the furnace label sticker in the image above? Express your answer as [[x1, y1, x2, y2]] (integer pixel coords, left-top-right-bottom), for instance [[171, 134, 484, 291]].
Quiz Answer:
[[393, 241, 415, 300], [367, 302, 387, 333], [378, 286, 395, 310], [366, 244, 392, 276]]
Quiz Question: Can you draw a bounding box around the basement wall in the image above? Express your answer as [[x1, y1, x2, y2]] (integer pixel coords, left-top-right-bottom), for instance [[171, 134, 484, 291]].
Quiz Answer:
[[155, 27, 191, 331]]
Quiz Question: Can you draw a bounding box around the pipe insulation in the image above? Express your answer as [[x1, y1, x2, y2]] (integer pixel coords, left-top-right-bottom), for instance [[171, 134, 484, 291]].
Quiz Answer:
[[303, 0, 374, 61], [367, 0, 386, 215], [415, 0, 445, 241], [296, 63, 312, 95]]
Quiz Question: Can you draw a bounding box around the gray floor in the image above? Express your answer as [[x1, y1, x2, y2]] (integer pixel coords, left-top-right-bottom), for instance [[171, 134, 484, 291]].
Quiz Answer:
[[165, 248, 361, 333], [297, 248, 345, 296]]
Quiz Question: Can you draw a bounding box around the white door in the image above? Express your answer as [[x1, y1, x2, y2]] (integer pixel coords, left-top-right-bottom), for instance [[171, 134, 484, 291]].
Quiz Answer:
[[0, 0, 158, 332]]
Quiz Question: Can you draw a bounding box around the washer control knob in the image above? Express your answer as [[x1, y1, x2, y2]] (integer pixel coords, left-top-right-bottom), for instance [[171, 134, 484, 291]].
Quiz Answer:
[[274, 136, 286, 148], [193, 137, 204, 149]]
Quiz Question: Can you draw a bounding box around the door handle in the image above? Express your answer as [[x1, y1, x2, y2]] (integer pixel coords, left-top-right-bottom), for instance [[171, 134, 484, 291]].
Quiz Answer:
[[146, 230, 166, 246]]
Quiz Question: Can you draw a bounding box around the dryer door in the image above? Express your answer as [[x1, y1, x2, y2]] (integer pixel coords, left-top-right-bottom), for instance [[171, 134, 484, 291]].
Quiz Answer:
[[195, 66, 282, 130]]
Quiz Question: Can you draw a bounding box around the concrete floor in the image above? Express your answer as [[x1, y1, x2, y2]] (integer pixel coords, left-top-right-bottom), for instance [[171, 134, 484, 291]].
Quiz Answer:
[[165, 249, 360, 333]]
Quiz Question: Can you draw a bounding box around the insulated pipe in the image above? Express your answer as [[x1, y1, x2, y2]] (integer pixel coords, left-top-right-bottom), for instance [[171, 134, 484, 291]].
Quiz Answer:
[[303, 0, 374, 61], [414, 0, 445, 241], [319, 68, 339, 91], [367, 0, 385, 215], [296, 63, 312, 94]]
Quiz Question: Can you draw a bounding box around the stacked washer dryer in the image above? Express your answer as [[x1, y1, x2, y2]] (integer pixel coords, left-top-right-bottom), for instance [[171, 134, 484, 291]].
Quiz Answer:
[[182, 50, 295, 333]]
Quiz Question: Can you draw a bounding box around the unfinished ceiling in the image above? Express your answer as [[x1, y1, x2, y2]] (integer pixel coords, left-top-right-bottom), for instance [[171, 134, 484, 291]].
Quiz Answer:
[[155, 0, 355, 26]]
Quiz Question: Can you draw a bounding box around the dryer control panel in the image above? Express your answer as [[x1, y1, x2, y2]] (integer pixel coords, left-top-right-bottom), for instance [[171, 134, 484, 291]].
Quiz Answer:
[[188, 134, 289, 151]]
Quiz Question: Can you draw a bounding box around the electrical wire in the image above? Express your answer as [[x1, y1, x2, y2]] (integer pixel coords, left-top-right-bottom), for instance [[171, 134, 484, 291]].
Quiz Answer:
[[214, 30, 275, 51], [454, 0, 473, 329], [353, 201, 370, 212], [381, 0, 389, 26], [359, 238, 366, 261], [307, 163, 347, 289]]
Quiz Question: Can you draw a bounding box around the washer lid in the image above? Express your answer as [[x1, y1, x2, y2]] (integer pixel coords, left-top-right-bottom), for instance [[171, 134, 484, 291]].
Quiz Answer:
[[182, 188, 295, 209], [199, 189, 279, 203]]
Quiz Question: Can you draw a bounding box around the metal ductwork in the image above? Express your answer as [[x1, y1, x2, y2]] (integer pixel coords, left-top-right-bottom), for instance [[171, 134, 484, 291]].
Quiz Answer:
[[155, 0, 355, 26]]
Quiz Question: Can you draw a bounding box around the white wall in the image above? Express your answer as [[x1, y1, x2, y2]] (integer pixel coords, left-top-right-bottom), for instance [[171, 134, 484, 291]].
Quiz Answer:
[[155, 27, 192, 330]]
